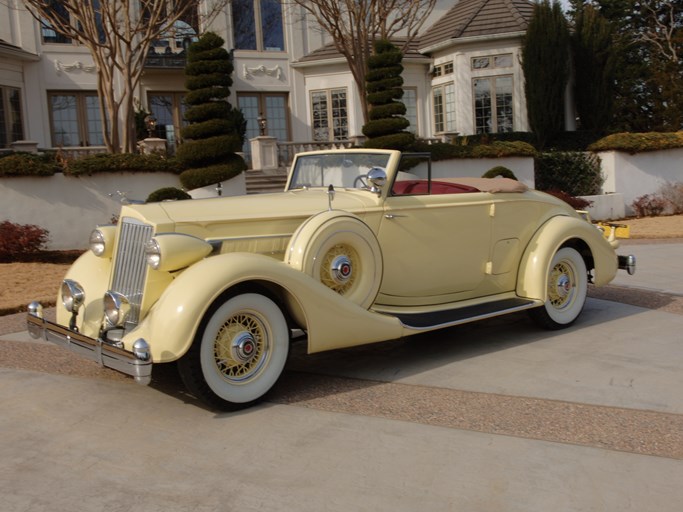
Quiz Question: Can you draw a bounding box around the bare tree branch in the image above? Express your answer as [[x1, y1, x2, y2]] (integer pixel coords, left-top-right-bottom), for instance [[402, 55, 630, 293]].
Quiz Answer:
[[286, 0, 436, 123], [19, 0, 228, 153]]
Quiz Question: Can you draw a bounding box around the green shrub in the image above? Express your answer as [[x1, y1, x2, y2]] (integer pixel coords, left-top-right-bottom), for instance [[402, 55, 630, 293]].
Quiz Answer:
[[589, 132, 683, 154], [175, 135, 243, 167], [535, 151, 604, 196], [65, 153, 182, 176], [412, 140, 536, 160], [482, 166, 517, 180], [362, 39, 414, 152], [0, 153, 60, 177], [179, 156, 247, 190], [146, 187, 192, 203]]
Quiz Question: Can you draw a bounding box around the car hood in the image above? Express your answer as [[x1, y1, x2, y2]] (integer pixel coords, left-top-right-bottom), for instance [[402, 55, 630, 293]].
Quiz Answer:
[[119, 188, 381, 235]]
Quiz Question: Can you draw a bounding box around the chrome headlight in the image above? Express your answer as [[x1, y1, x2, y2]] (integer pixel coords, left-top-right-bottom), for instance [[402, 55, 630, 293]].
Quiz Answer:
[[144, 234, 213, 272], [144, 239, 162, 270], [89, 225, 116, 257], [61, 279, 85, 313], [103, 291, 131, 327]]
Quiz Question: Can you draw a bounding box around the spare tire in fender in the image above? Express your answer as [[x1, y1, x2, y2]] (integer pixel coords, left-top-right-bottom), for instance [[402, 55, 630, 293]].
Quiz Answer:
[[285, 211, 383, 309]]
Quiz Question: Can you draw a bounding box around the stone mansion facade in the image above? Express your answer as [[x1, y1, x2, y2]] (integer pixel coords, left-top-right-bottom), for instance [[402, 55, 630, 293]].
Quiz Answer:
[[0, 0, 566, 159]]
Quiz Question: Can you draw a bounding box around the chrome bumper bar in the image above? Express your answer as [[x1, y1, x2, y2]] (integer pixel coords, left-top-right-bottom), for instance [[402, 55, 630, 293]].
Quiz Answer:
[[26, 306, 152, 385], [618, 254, 637, 275]]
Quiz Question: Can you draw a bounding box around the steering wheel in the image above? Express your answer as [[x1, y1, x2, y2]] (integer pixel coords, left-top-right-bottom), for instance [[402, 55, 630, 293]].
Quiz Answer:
[[353, 174, 369, 189]]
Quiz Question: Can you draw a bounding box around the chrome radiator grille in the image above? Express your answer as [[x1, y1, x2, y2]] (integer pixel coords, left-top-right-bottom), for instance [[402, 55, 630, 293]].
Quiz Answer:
[[111, 218, 153, 326]]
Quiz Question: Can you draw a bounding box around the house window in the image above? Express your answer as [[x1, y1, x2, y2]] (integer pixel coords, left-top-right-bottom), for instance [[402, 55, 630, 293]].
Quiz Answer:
[[40, 0, 106, 44], [48, 92, 104, 147], [148, 92, 187, 154], [402, 88, 418, 134], [471, 54, 513, 70], [40, 1, 71, 44], [0, 86, 24, 148], [237, 93, 290, 157], [311, 89, 348, 141], [432, 62, 453, 77], [232, 0, 285, 51], [473, 76, 513, 134], [432, 83, 455, 133]]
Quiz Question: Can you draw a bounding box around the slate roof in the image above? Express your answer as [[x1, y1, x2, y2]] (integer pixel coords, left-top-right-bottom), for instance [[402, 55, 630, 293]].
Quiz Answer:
[[418, 0, 535, 51], [294, 0, 535, 64], [295, 37, 426, 64]]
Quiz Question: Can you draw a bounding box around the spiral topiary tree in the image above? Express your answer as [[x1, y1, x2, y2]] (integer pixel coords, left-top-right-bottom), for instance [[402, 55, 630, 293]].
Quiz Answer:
[[177, 32, 247, 190], [362, 39, 415, 151]]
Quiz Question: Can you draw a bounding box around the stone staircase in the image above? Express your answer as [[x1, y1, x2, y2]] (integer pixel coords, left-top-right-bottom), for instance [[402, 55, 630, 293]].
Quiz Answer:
[[244, 168, 289, 194]]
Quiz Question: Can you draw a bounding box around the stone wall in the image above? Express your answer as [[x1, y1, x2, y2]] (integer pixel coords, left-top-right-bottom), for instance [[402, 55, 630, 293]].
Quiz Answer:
[[0, 172, 245, 250]]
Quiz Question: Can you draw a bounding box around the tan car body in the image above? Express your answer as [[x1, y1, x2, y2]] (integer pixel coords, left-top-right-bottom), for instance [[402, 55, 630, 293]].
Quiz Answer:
[[51, 149, 618, 364]]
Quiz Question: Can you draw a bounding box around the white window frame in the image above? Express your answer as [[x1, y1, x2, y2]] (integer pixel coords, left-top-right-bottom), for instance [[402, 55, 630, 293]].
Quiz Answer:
[[432, 83, 455, 134], [472, 75, 514, 134], [310, 88, 348, 142]]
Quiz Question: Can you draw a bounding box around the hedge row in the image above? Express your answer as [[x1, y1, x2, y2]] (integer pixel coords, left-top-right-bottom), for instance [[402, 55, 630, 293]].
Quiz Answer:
[[411, 140, 537, 160], [0, 152, 183, 177], [588, 132, 683, 154]]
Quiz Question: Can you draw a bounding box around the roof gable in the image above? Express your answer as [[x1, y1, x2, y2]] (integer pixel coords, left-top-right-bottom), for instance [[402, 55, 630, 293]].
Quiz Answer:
[[419, 0, 534, 51]]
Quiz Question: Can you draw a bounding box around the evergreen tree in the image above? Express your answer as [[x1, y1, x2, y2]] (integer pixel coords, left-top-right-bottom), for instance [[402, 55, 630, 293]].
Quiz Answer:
[[572, 4, 616, 133], [522, 0, 571, 149], [584, 0, 682, 131], [177, 32, 247, 190], [362, 40, 415, 151]]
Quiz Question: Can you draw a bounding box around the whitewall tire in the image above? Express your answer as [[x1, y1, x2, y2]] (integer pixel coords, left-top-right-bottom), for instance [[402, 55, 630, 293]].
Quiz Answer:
[[178, 293, 289, 410], [528, 247, 588, 330]]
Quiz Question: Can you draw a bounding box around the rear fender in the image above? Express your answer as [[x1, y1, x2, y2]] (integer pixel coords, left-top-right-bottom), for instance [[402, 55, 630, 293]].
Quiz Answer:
[[125, 252, 403, 362], [516, 215, 618, 300]]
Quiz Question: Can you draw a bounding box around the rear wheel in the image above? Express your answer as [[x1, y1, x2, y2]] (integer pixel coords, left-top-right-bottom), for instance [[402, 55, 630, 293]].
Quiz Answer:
[[178, 293, 289, 411], [528, 247, 588, 330]]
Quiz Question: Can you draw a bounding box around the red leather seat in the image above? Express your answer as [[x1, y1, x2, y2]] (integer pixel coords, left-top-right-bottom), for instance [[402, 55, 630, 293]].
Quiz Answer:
[[392, 179, 480, 196]]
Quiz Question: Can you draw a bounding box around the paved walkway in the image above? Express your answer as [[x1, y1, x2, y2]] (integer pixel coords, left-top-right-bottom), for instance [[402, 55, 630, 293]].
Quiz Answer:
[[1, 240, 682, 511]]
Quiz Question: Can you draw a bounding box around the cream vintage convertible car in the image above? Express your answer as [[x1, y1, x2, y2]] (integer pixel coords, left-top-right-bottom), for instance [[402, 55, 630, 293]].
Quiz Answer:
[[27, 149, 636, 410]]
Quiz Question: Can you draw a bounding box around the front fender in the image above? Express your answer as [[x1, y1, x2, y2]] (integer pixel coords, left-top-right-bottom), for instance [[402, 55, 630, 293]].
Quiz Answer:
[[516, 215, 618, 300], [57, 251, 112, 337], [125, 252, 403, 362]]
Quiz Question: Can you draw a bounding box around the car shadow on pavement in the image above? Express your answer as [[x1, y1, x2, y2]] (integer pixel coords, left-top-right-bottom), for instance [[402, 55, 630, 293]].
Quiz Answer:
[[147, 296, 650, 413]]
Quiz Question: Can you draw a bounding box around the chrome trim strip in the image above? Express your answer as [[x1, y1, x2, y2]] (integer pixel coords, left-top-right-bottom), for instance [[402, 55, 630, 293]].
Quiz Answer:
[[26, 313, 152, 385], [206, 233, 293, 244]]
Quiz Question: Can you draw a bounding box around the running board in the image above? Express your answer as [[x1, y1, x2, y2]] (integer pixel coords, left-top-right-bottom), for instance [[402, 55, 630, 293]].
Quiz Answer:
[[387, 298, 542, 331]]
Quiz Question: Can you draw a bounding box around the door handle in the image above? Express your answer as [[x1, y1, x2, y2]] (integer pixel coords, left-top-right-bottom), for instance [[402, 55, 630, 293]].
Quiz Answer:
[[384, 213, 406, 219]]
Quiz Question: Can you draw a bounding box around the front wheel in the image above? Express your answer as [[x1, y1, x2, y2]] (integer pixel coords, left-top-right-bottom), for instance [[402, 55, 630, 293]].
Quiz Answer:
[[178, 293, 289, 411], [528, 247, 588, 330]]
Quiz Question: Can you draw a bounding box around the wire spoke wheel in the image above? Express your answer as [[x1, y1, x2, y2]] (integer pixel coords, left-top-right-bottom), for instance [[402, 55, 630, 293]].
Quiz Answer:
[[213, 311, 268, 382], [529, 247, 587, 330], [319, 243, 360, 295], [178, 293, 289, 410]]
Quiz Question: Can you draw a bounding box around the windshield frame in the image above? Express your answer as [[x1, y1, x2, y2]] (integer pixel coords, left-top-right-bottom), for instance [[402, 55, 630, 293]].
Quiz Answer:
[[286, 150, 400, 191]]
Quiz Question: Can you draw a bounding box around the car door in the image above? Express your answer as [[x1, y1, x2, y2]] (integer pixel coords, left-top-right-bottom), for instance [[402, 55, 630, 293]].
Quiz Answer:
[[375, 192, 493, 305]]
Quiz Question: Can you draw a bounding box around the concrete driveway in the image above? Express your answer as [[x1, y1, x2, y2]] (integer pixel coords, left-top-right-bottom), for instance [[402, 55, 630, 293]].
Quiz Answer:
[[1, 241, 681, 512]]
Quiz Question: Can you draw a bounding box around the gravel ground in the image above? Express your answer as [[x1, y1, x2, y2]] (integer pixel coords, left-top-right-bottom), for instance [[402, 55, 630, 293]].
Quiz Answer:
[[1, 223, 682, 461]]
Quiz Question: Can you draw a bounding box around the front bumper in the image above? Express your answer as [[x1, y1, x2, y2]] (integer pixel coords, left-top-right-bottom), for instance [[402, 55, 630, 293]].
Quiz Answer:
[[26, 304, 152, 385], [618, 254, 637, 275]]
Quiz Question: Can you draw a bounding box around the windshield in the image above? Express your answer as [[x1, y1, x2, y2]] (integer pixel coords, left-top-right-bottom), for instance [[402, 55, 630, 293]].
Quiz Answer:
[[288, 152, 392, 189]]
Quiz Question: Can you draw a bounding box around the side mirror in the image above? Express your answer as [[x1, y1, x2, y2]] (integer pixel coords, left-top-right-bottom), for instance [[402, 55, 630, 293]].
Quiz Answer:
[[367, 167, 387, 194]]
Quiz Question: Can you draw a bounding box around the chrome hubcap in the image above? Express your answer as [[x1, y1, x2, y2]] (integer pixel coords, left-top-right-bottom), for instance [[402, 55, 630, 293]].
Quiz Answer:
[[330, 255, 353, 284], [231, 331, 257, 363], [214, 313, 268, 382], [549, 262, 574, 309]]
